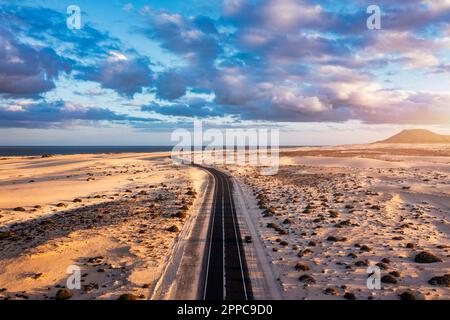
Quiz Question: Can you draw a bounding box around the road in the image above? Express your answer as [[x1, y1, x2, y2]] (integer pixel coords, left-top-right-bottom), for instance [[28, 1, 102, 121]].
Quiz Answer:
[[199, 166, 253, 300]]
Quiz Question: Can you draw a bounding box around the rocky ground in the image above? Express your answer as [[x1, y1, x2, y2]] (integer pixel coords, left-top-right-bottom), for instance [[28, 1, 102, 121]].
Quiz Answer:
[[229, 146, 450, 300]]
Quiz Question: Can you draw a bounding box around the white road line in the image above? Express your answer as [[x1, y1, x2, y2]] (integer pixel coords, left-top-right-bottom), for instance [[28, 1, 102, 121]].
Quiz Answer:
[[202, 170, 217, 300], [221, 174, 226, 300], [225, 173, 248, 300]]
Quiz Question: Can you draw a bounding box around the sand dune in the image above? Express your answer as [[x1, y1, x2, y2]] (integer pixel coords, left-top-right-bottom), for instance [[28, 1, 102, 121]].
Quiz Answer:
[[0, 153, 208, 300]]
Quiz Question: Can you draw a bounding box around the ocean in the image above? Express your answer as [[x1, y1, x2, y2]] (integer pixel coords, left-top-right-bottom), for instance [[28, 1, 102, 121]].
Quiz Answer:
[[0, 146, 174, 157]]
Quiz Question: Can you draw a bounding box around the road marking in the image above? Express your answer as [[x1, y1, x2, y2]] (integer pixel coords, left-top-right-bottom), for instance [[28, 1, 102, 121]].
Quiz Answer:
[[202, 170, 217, 300], [225, 174, 248, 300], [221, 173, 226, 300]]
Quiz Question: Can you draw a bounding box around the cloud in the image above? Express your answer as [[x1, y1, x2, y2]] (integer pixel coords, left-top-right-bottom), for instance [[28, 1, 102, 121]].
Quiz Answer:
[[77, 53, 153, 97], [0, 27, 72, 98], [142, 99, 225, 118], [0, 100, 157, 128], [141, 8, 221, 65], [1, 1, 449, 128], [0, 5, 152, 98], [137, 0, 450, 125]]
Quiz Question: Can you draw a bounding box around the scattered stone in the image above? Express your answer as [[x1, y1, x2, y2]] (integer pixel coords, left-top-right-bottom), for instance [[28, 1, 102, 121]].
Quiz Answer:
[[375, 262, 389, 270], [324, 288, 339, 295], [406, 243, 415, 249], [298, 249, 313, 257], [13, 207, 26, 212], [399, 291, 416, 300], [355, 260, 369, 267], [414, 251, 442, 263], [327, 236, 346, 242], [307, 241, 316, 247], [167, 225, 179, 233], [329, 210, 339, 218], [295, 263, 310, 271], [389, 271, 401, 278], [87, 256, 104, 264], [344, 292, 356, 300], [381, 274, 398, 284], [32, 273, 43, 280], [298, 275, 316, 284], [428, 274, 450, 287], [55, 289, 72, 300]]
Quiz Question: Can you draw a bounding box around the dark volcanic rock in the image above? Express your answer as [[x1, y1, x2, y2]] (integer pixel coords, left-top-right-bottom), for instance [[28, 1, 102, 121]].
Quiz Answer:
[[381, 274, 398, 284], [295, 263, 310, 271], [414, 251, 442, 263], [118, 293, 138, 300], [324, 287, 339, 295], [355, 260, 369, 267], [399, 291, 416, 300], [428, 274, 450, 287], [55, 289, 73, 300], [344, 292, 356, 300], [298, 274, 316, 284], [167, 225, 180, 233], [389, 271, 401, 278]]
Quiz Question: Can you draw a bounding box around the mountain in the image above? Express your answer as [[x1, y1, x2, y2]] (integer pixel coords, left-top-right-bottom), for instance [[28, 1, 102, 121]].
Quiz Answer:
[[379, 129, 450, 144]]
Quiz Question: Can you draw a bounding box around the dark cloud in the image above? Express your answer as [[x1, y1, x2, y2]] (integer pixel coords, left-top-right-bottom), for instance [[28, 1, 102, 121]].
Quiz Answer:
[[142, 99, 225, 118], [141, 8, 222, 65], [77, 56, 153, 97], [0, 5, 152, 99], [0, 101, 157, 128], [154, 71, 187, 100], [0, 27, 72, 98]]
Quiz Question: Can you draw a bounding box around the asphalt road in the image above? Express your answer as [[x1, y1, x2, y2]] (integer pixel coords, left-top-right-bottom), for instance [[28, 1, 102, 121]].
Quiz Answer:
[[200, 166, 253, 300]]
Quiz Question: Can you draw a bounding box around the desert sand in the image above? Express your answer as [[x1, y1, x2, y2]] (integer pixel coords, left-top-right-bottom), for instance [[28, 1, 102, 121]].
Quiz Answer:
[[0, 153, 208, 300], [225, 143, 449, 300], [0, 141, 449, 301]]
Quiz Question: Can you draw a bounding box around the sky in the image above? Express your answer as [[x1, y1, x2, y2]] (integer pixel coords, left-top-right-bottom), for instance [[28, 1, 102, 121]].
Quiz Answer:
[[0, 0, 449, 146]]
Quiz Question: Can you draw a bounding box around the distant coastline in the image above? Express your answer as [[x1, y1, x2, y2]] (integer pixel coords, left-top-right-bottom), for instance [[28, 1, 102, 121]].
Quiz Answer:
[[0, 146, 174, 157], [0, 145, 311, 157]]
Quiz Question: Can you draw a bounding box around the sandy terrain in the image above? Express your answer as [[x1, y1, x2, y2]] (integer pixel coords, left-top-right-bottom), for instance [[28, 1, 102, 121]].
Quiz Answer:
[[225, 144, 450, 300], [0, 153, 208, 300], [1, 142, 448, 301]]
